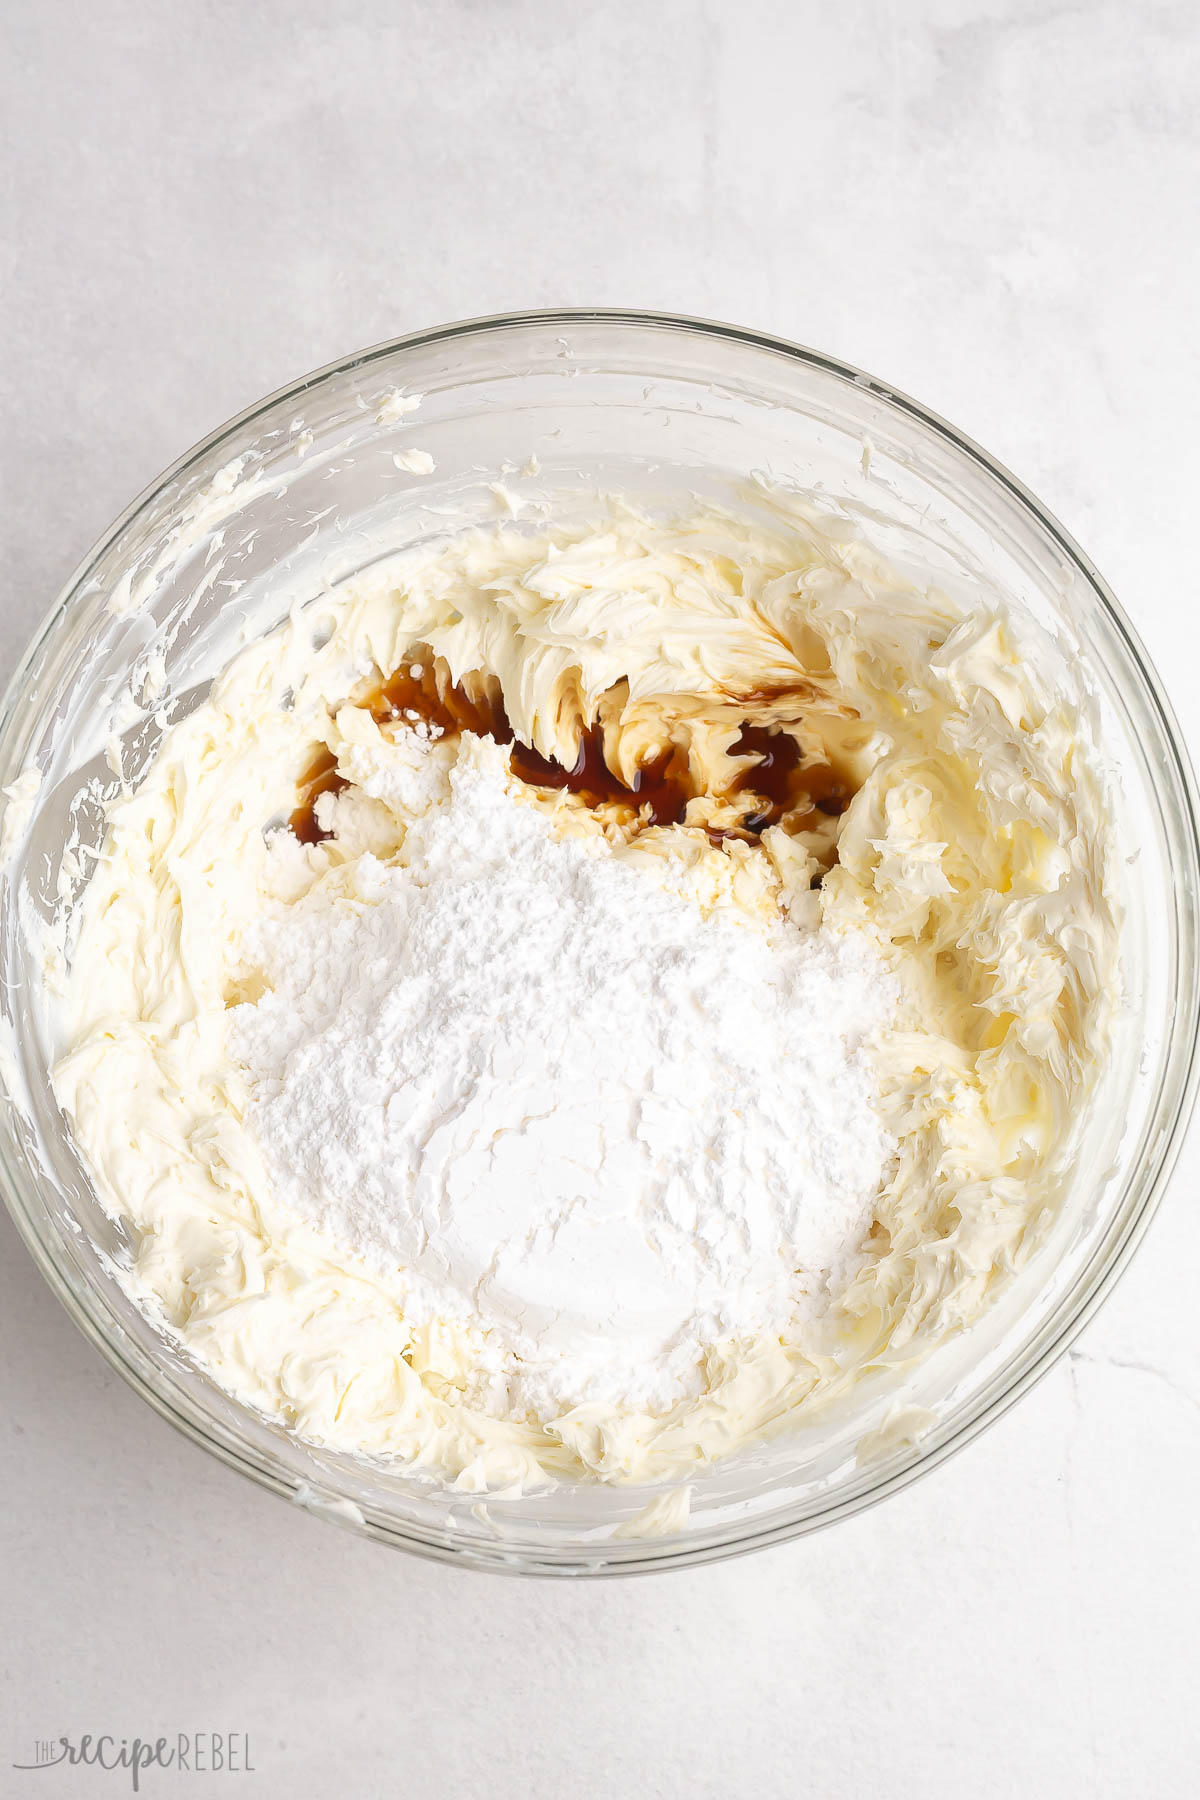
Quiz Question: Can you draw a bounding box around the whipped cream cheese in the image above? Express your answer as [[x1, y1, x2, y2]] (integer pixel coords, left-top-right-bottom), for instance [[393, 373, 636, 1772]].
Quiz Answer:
[[51, 494, 1121, 1490]]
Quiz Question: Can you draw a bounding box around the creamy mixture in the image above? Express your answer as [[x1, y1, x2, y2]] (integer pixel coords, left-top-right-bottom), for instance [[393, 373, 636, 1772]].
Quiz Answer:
[[50, 494, 1120, 1490]]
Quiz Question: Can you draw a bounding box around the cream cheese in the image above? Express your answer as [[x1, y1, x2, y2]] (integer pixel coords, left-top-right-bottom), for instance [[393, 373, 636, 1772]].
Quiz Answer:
[[50, 494, 1121, 1489]]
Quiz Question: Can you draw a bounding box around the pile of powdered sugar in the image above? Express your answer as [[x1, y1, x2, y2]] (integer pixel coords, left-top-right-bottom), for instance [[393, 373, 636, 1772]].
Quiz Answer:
[[226, 735, 898, 1422]]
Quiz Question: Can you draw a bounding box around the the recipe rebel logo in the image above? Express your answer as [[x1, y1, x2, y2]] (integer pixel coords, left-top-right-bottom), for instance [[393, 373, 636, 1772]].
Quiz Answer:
[[12, 1733, 255, 1789]]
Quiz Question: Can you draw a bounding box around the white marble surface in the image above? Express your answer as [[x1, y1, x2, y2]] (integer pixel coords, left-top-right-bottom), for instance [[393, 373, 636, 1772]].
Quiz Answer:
[[3, 2, 1199, 1795]]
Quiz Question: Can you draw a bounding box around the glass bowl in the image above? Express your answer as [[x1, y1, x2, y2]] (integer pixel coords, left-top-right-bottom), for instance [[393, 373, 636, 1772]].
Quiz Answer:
[[1, 310, 1196, 1576]]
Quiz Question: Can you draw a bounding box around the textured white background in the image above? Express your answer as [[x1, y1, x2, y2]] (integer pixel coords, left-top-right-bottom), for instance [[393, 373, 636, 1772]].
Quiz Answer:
[[3, 3, 1199, 1796]]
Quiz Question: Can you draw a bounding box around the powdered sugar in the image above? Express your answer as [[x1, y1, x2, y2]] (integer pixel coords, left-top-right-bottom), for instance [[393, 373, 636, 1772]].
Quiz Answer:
[[227, 735, 897, 1422]]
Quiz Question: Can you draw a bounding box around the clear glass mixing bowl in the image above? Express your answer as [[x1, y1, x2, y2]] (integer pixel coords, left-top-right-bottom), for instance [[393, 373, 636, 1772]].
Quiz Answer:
[[1, 311, 1196, 1575]]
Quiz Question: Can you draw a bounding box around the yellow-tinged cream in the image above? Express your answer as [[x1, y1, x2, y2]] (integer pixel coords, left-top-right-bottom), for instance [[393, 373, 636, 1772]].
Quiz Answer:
[[51, 495, 1120, 1489]]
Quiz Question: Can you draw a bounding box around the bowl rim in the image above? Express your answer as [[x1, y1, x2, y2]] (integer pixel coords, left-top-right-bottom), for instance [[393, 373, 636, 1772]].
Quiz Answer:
[[2, 306, 1198, 1576]]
